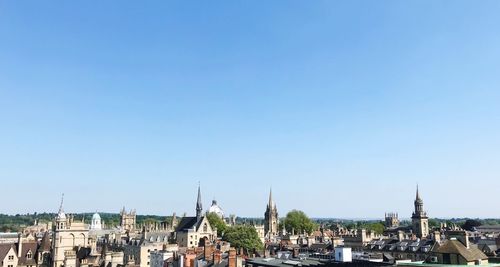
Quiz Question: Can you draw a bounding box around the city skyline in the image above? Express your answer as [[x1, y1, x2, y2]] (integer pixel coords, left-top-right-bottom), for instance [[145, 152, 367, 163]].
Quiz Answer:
[[1, 1, 500, 218], [0, 184, 496, 220]]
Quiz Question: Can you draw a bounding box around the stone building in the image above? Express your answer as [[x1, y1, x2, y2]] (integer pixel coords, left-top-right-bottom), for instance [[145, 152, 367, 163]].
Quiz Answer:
[[264, 189, 278, 240], [429, 231, 488, 265], [384, 213, 399, 229], [51, 197, 90, 267], [120, 208, 137, 233], [411, 186, 429, 238], [175, 185, 217, 248]]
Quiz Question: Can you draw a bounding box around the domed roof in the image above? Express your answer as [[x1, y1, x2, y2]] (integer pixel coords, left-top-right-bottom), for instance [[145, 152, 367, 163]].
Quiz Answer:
[[208, 199, 224, 218], [92, 212, 101, 221]]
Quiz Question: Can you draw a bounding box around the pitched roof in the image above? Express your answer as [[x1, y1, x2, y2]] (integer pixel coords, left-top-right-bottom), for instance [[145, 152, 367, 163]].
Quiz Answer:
[[18, 242, 38, 265], [0, 244, 15, 262], [176, 217, 198, 232], [39, 232, 51, 252], [434, 240, 488, 262]]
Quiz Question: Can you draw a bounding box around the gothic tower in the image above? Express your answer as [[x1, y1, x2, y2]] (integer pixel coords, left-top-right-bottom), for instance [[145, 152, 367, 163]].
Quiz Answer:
[[264, 188, 279, 238], [411, 185, 429, 238], [196, 184, 203, 221]]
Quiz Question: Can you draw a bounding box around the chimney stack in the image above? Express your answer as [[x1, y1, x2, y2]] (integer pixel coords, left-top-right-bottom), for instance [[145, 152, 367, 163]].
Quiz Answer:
[[397, 231, 404, 242], [228, 248, 237, 267], [213, 250, 222, 264], [204, 244, 215, 261], [433, 231, 441, 243], [17, 233, 23, 258]]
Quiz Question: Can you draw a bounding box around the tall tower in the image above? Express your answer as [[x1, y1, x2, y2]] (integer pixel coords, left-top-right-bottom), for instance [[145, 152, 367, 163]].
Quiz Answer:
[[52, 194, 88, 267], [196, 184, 203, 221], [264, 188, 279, 238], [120, 207, 136, 232], [411, 185, 429, 238]]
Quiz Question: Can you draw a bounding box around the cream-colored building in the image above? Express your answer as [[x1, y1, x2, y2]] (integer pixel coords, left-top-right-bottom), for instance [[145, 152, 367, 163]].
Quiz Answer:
[[0, 244, 18, 267], [176, 186, 217, 248], [52, 197, 89, 267]]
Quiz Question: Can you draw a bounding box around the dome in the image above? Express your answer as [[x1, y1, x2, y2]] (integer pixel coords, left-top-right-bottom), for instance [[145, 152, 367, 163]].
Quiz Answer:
[[208, 199, 224, 219], [92, 212, 101, 221], [90, 212, 102, 230]]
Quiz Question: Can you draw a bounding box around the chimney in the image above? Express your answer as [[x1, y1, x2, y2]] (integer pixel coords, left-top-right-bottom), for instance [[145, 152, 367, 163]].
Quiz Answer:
[[397, 231, 404, 242], [228, 248, 237, 267], [448, 231, 469, 249], [213, 250, 222, 264], [433, 231, 441, 243], [204, 244, 214, 261], [17, 233, 23, 258]]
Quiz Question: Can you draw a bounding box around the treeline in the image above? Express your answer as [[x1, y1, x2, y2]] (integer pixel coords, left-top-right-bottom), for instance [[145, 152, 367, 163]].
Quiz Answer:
[[1, 212, 499, 234], [0, 213, 171, 233]]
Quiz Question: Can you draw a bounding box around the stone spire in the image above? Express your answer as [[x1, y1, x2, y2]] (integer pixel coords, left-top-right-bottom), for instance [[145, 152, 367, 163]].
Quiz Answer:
[[57, 193, 66, 220], [268, 188, 273, 208], [59, 193, 64, 214], [416, 184, 421, 201], [196, 183, 202, 221]]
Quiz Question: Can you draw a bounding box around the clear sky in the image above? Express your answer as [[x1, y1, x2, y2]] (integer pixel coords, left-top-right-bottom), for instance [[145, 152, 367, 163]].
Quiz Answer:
[[1, 1, 499, 219]]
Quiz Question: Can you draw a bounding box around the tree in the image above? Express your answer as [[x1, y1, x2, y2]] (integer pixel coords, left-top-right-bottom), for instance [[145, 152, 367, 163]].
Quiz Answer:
[[462, 219, 481, 231], [365, 222, 385, 235], [223, 225, 263, 254], [283, 210, 316, 235], [206, 212, 227, 237]]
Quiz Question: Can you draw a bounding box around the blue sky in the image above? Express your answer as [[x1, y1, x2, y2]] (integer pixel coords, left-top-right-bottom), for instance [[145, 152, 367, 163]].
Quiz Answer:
[[1, 1, 499, 218]]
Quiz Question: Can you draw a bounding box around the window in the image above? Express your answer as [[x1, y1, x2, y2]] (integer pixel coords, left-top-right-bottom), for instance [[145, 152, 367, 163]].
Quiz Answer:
[[8, 255, 14, 260], [203, 223, 208, 232], [8, 265, 14, 267], [27, 251, 33, 259]]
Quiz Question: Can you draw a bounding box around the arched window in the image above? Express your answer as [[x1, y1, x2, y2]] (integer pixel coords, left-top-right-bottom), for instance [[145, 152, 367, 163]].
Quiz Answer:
[[203, 223, 208, 232]]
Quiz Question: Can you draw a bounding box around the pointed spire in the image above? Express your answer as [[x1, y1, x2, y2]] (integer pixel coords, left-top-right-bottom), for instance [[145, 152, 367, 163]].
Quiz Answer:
[[58, 193, 65, 214], [268, 187, 273, 208], [416, 184, 421, 201], [196, 182, 202, 220]]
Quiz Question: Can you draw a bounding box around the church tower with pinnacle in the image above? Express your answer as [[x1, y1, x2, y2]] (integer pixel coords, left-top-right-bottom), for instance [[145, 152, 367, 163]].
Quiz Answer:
[[411, 185, 429, 238], [264, 188, 279, 238]]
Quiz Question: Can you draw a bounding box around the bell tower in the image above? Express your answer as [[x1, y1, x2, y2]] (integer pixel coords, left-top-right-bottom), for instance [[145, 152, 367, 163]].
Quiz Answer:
[[411, 185, 429, 238]]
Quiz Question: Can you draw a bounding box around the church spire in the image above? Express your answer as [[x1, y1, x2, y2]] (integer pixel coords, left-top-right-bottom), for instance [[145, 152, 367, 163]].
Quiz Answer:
[[58, 193, 65, 214], [268, 187, 273, 208], [196, 183, 202, 221], [416, 184, 421, 201], [56, 193, 66, 221]]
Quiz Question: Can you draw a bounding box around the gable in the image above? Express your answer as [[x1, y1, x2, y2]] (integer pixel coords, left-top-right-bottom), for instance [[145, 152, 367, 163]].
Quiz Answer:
[[196, 216, 213, 233], [0, 245, 17, 262]]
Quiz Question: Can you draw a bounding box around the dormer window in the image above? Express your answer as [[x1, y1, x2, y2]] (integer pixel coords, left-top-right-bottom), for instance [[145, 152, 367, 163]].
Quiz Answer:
[[27, 251, 33, 259]]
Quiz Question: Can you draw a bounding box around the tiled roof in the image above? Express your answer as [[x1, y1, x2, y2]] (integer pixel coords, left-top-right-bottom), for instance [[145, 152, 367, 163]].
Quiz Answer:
[[18, 242, 38, 265], [39, 232, 51, 252], [434, 240, 488, 262]]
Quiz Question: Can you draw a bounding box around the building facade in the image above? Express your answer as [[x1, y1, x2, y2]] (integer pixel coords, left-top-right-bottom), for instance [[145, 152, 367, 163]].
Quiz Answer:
[[120, 208, 137, 232], [176, 185, 217, 248], [52, 198, 89, 267]]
